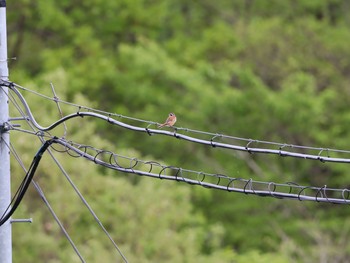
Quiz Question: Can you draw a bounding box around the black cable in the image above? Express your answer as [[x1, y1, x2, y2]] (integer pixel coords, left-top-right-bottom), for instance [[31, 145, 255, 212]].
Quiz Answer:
[[0, 139, 55, 226]]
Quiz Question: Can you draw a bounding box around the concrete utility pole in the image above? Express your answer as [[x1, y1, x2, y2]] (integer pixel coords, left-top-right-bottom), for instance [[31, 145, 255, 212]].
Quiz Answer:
[[0, 0, 12, 262]]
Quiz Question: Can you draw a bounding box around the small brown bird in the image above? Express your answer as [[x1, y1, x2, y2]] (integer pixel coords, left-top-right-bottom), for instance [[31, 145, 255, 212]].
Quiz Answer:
[[158, 113, 177, 128]]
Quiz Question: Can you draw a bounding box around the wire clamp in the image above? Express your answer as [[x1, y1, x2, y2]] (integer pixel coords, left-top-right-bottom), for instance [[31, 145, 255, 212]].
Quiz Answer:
[[0, 79, 12, 87], [317, 148, 329, 163], [279, 144, 288, 157], [245, 140, 255, 154], [210, 134, 222, 147]]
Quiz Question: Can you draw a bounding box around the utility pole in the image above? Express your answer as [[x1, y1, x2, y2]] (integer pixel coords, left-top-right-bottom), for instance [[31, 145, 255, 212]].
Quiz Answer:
[[0, 0, 11, 262]]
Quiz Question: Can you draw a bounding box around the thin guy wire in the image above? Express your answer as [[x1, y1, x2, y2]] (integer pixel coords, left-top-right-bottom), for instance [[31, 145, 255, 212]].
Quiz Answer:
[[8, 82, 151, 124], [2, 139, 86, 262], [43, 146, 129, 263], [7, 88, 129, 263], [7, 83, 350, 160], [52, 138, 350, 204], [50, 82, 67, 138], [32, 181, 86, 263]]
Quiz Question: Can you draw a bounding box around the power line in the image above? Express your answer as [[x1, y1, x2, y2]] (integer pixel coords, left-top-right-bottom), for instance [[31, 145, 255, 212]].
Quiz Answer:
[[6, 83, 350, 164], [0, 139, 54, 226], [2, 78, 350, 262], [7, 81, 350, 154], [6, 131, 350, 208], [4, 79, 350, 261], [50, 138, 350, 204], [9, 114, 350, 206], [7, 82, 350, 163], [6, 82, 350, 204]]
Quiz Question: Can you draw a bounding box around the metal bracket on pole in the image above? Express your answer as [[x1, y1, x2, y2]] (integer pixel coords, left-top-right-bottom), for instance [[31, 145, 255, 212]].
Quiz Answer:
[[9, 116, 29, 121], [0, 57, 15, 62], [10, 218, 33, 224]]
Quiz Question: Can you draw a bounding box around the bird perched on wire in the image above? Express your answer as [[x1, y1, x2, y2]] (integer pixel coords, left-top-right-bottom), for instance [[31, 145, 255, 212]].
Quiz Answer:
[[158, 113, 177, 128]]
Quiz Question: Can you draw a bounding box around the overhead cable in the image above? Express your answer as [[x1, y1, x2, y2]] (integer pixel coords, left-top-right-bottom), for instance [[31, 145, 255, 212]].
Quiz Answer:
[[0, 139, 54, 226], [8, 81, 350, 156], [52, 138, 350, 205], [5, 81, 350, 205], [6, 83, 350, 164], [4, 140, 86, 262]]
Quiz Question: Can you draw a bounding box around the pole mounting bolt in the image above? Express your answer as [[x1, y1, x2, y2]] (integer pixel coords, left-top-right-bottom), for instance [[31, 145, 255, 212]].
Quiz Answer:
[[0, 122, 10, 132]]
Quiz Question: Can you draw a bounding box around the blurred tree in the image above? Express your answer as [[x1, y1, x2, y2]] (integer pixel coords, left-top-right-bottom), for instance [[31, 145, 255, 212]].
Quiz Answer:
[[6, 0, 350, 262]]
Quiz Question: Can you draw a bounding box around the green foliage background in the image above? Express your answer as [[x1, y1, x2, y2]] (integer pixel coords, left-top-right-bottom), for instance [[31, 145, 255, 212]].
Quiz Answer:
[[6, 0, 350, 262]]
